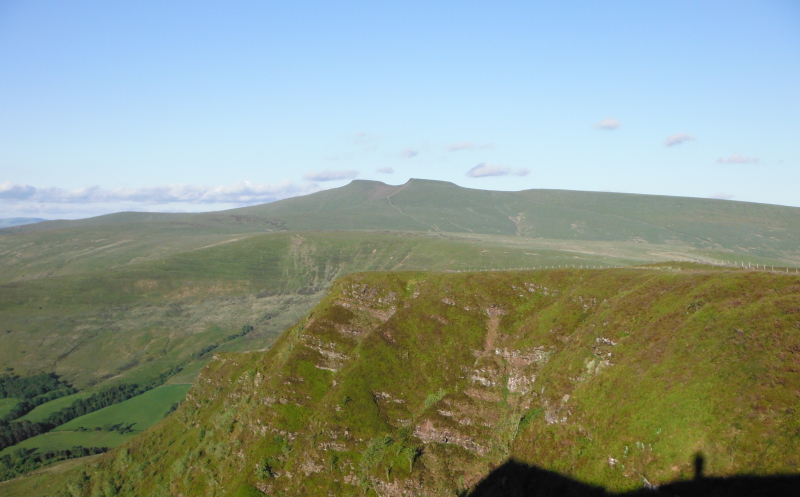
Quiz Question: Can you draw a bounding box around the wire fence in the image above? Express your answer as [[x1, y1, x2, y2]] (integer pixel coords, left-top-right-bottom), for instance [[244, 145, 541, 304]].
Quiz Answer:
[[447, 260, 800, 273]]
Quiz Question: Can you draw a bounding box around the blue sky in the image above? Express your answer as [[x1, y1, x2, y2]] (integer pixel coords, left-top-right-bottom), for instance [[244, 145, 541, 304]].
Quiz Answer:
[[1, 1, 798, 218]]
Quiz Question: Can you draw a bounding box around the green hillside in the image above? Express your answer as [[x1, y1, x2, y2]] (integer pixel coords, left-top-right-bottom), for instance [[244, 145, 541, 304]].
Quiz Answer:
[[1, 180, 799, 487], [11, 265, 796, 496]]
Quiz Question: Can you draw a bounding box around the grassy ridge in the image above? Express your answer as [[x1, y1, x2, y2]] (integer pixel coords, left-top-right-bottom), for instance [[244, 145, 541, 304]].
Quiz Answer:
[[20, 266, 797, 496]]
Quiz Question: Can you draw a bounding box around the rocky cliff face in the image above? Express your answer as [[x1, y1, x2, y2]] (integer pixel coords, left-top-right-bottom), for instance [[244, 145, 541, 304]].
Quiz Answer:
[[59, 266, 800, 496]]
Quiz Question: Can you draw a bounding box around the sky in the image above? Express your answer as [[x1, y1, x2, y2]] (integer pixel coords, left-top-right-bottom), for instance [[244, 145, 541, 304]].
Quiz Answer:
[[1, 1, 799, 219]]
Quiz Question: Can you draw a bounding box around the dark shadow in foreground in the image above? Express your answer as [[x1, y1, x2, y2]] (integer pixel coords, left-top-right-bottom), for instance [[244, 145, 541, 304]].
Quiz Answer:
[[461, 458, 800, 497]]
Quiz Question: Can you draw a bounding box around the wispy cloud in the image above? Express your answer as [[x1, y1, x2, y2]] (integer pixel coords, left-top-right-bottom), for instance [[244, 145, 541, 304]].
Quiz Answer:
[[302, 170, 359, 182], [664, 133, 695, 147], [0, 180, 318, 205], [446, 141, 495, 152], [375, 167, 393, 174], [353, 132, 379, 145], [465, 164, 529, 178], [594, 118, 621, 130], [717, 153, 760, 165], [323, 152, 355, 161], [710, 192, 734, 200], [400, 148, 419, 158]]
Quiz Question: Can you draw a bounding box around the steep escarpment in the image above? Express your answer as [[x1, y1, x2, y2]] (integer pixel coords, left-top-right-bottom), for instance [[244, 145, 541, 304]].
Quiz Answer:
[[41, 266, 800, 496]]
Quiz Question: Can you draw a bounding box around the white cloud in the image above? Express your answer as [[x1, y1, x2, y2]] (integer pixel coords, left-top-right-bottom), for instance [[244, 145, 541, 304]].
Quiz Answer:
[[448, 142, 472, 152], [710, 192, 734, 200], [664, 133, 695, 147], [446, 141, 495, 152], [0, 180, 318, 205], [594, 118, 621, 130], [717, 153, 760, 164], [465, 164, 529, 178], [400, 148, 418, 158], [375, 167, 393, 174], [302, 170, 359, 182], [0, 182, 37, 200]]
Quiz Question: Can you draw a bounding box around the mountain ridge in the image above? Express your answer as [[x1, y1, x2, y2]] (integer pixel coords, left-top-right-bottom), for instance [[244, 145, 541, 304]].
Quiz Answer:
[[7, 179, 800, 236]]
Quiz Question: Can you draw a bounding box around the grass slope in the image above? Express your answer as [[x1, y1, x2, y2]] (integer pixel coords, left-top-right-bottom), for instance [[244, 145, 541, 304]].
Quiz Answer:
[[25, 266, 799, 496]]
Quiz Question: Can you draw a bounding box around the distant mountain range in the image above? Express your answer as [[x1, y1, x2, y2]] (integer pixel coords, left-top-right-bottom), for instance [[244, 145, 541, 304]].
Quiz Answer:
[[7, 179, 800, 265], [0, 217, 46, 228]]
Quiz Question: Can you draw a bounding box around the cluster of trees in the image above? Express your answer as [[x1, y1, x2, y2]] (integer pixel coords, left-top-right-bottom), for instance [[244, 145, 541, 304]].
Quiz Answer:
[[0, 445, 108, 482], [190, 344, 218, 360], [0, 420, 50, 451], [43, 383, 150, 427], [0, 364, 184, 452], [75, 422, 135, 434], [1, 387, 79, 423], [228, 324, 254, 341], [0, 372, 73, 399], [190, 325, 255, 360]]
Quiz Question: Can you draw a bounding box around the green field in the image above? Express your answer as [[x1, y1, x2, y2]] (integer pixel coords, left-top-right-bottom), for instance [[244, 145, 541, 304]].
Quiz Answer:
[[0, 398, 20, 418], [0, 431, 134, 456], [19, 392, 93, 423], [2, 385, 190, 458], [54, 384, 190, 434]]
